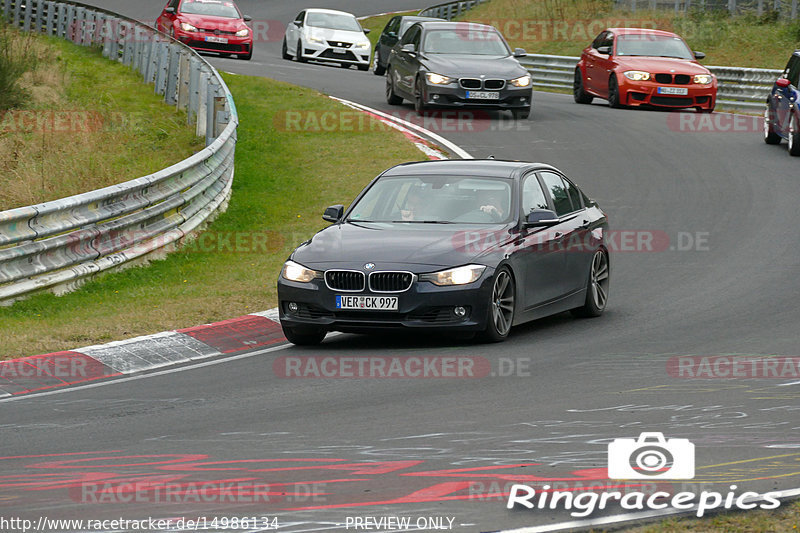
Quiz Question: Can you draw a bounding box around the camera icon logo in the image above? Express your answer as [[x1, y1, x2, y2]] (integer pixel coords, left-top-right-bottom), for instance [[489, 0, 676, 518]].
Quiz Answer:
[[608, 432, 695, 480]]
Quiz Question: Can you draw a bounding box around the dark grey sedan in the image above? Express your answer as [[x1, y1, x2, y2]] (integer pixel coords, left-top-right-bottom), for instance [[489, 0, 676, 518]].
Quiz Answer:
[[373, 15, 444, 76], [277, 160, 610, 345], [385, 21, 533, 118]]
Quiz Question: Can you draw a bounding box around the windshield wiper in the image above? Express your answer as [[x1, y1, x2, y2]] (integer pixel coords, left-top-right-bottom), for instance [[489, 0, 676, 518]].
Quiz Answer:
[[390, 220, 454, 224]]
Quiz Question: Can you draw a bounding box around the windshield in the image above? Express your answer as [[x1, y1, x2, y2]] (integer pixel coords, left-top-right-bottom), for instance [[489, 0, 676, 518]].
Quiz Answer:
[[179, 0, 240, 18], [348, 176, 513, 224], [616, 34, 694, 59], [306, 12, 362, 32], [423, 28, 510, 55]]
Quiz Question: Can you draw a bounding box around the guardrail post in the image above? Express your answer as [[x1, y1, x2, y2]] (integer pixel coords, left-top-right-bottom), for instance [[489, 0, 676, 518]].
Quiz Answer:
[[154, 41, 169, 95], [188, 57, 200, 125], [22, 0, 31, 31], [132, 26, 143, 71], [57, 3, 67, 37], [145, 35, 158, 82], [35, 0, 46, 32], [13, 0, 22, 27], [2, 0, 10, 24], [137, 35, 151, 78], [165, 43, 180, 106], [177, 49, 191, 112], [45, 1, 55, 35], [74, 6, 84, 44], [206, 79, 218, 146]]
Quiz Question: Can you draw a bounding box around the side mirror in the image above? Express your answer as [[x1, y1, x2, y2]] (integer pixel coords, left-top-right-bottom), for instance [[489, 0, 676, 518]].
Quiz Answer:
[[693, 50, 705, 60], [387, 31, 397, 38], [596, 45, 611, 55], [165, 7, 175, 14], [776, 77, 791, 88], [401, 43, 416, 54], [513, 48, 527, 58], [323, 205, 344, 223], [524, 209, 559, 228], [363, 28, 371, 34], [243, 15, 252, 22], [293, 20, 302, 27]]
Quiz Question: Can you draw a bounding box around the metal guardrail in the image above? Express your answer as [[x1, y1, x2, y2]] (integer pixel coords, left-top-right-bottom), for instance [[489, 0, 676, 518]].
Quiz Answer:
[[418, 0, 490, 19], [615, 0, 798, 19], [519, 54, 781, 111], [0, 0, 237, 305]]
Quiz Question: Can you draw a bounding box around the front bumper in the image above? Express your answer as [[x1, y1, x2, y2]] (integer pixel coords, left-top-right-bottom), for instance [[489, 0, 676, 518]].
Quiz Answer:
[[420, 79, 533, 110], [176, 30, 252, 55], [277, 270, 494, 333], [301, 40, 371, 65], [618, 78, 717, 109]]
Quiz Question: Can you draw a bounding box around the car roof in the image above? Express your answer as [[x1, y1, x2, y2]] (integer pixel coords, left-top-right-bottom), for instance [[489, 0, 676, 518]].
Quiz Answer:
[[304, 8, 356, 17], [398, 16, 445, 22], [414, 21, 499, 32], [381, 159, 559, 178], [606, 27, 680, 38]]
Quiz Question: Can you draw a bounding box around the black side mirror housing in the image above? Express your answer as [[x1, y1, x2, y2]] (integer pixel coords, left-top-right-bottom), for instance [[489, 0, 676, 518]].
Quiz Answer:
[[363, 28, 371, 34], [524, 209, 559, 228], [323, 205, 344, 223], [693, 51, 705, 60], [387, 31, 397, 39], [165, 6, 175, 13], [243, 15, 252, 22], [293, 20, 302, 27], [596, 45, 611, 55], [513, 48, 527, 58]]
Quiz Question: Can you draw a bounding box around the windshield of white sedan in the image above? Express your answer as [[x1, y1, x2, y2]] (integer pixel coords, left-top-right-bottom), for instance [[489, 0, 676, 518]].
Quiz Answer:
[[423, 29, 510, 55], [180, 0, 239, 18], [348, 176, 513, 224], [616, 34, 693, 59], [306, 12, 362, 32]]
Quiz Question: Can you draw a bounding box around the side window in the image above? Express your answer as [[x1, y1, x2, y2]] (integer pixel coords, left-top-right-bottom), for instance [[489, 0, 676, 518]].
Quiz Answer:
[[168, 0, 179, 9], [562, 176, 584, 211], [411, 27, 422, 49], [400, 25, 419, 46], [521, 174, 549, 215], [295, 11, 305, 24], [785, 55, 800, 86], [601, 33, 614, 50], [539, 172, 574, 216], [384, 17, 398, 35], [591, 31, 606, 50]]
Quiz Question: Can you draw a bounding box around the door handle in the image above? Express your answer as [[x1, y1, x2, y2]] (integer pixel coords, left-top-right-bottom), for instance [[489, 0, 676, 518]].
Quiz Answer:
[[580, 219, 590, 229], [554, 231, 564, 239]]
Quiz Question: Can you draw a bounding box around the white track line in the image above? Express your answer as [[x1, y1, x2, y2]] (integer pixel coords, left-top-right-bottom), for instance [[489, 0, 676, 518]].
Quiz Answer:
[[329, 96, 473, 159]]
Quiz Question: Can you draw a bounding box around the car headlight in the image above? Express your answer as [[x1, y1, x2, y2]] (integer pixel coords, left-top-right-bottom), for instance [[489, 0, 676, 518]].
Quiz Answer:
[[307, 35, 325, 44], [693, 74, 713, 84], [180, 22, 197, 32], [419, 264, 486, 286], [425, 72, 453, 85], [282, 261, 322, 283], [354, 41, 370, 49], [623, 70, 650, 81], [509, 75, 531, 87], [236, 28, 249, 37]]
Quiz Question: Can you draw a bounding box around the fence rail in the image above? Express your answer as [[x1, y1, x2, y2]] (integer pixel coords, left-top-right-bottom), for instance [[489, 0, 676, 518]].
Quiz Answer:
[[418, 0, 490, 19], [519, 54, 780, 111], [0, 0, 237, 305], [614, 0, 799, 18]]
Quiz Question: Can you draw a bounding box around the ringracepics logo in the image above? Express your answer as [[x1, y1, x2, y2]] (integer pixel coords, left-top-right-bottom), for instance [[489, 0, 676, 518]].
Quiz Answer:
[[507, 432, 782, 517]]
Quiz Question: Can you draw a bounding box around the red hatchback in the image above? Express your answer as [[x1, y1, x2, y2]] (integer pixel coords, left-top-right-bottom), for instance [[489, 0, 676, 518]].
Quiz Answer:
[[156, 0, 253, 60], [574, 28, 716, 112]]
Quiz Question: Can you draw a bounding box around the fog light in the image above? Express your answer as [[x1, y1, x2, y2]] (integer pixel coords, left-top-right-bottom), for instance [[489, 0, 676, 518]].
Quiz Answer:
[[453, 306, 467, 317], [521, 97, 527, 103], [432, 94, 440, 100], [288, 302, 298, 313]]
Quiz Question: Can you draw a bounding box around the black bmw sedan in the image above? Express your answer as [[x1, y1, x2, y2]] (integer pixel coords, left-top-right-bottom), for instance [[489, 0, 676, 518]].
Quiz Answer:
[[385, 21, 533, 118], [277, 160, 610, 345]]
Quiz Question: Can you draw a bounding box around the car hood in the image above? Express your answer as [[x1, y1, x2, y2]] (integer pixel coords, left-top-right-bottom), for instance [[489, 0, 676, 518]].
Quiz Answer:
[[306, 27, 369, 45], [178, 13, 245, 31], [615, 56, 710, 75], [421, 54, 527, 79], [290, 221, 515, 271]]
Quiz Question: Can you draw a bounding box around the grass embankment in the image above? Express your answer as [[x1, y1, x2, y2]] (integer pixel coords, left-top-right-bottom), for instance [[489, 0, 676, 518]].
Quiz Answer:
[[0, 23, 202, 210], [0, 66, 426, 358], [459, 0, 800, 69]]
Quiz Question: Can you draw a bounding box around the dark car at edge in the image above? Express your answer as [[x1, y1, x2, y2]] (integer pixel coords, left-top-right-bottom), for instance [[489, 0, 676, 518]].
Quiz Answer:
[[764, 49, 800, 155], [277, 160, 610, 345]]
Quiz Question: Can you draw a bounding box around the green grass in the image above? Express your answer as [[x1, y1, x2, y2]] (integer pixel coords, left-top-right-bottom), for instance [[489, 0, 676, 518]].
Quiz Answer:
[[456, 0, 800, 69], [0, 25, 203, 210], [0, 72, 425, 359]]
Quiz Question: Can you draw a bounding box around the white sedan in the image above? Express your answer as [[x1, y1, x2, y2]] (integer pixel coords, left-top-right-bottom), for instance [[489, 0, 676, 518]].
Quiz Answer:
[[282, 8, 372, 70]]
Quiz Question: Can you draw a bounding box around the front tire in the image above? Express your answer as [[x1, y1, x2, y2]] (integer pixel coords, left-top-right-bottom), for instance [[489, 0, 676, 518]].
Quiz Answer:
[[414, 76, 427, 115], [573, 68, 593, 104], [295, 39, 307, 63], [386, 69, 403, 105], [281, 38, 292, 60], [764, 106, 782, 144], [789, 115, 800, 156], [282, 324, 327, 346], [608, 75, 622, 108], [478, 268, 515, 343], [571, 250, 610, 318]]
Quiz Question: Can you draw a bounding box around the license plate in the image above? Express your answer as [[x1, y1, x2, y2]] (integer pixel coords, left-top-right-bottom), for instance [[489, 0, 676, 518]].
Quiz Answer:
[[332, 47, 346, 54], [336, 295, 398, 311], [466, 91, 500, 100], [657, 86, 688, 95], [205, 36, 228, 44]]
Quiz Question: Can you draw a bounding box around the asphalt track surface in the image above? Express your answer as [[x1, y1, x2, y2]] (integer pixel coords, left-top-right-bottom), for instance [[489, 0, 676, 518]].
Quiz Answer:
[[3, 1, 800, 531]]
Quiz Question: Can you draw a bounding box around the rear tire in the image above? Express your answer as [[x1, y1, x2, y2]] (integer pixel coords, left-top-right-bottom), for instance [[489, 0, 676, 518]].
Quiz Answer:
[[608, 75, 622, 108], [764, 106, 782, 144], [477, 267, 515, 343], [282, 324, 327, 346], [373, 51, 386, 75], [573, 68, 593, 104], [386, 69, 403, 105], [571, 249, 610, 318], [789, 115, 800, 156]]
